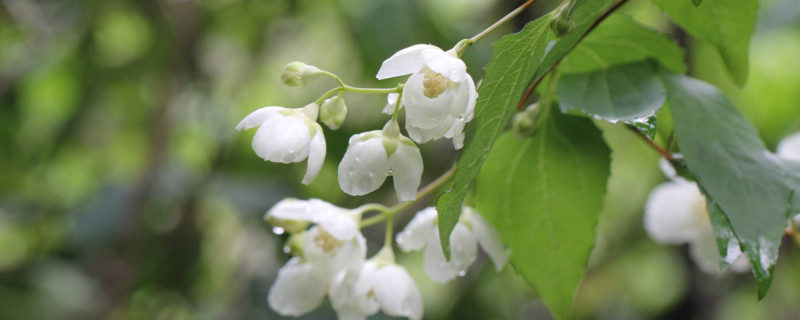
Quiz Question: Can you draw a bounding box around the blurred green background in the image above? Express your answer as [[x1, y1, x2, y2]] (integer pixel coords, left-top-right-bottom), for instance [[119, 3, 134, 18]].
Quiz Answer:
[[0, 0, 799, 319]]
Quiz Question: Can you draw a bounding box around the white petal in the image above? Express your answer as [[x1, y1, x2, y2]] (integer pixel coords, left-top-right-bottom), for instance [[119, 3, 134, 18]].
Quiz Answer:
[[252, 113, 311, 163], [383, 93, 402, 115], [423, 224, 477, 284], [331, 262, 380, 319], [267, 198, 317, 222], [406, 120, 452, 145], [396, 207, 438, 252], [267, 257, 327, 316], [688, 229, 724, 274], [390, 142, 423, 202], [302, 128, 326, 184], [374, 265, 423, 320], [376, 44, 432, 80], [235, 106, 281, 131], [421, 48, 467, 82], [777, 131, 800, 161], [338, 135, 390, 196], [467, 208, 508, 271], [644, 179, 709, 244], [402, 71, 459, 129]]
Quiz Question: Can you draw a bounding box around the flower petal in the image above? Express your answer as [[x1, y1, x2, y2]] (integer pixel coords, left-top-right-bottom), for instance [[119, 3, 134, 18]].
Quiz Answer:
[[267, 257, 327, 316], [396, 207, 438, 252], [383, 93, 401, 115], [235, 106, 281, 131], [302, 127, 326, 184], [338, 134, 390, 196], [374, 265, 423, 320], [420, 48, 467, 82], [644, 179, 709, 244], [390, 141, 423, 202], [402, 71, 458, 129], [252, 113, 311, 163], [267, 198, 320, 222], [423, 223, 476, 283], [777, 131, 800, 161], [331, 262, 379, 320], [467, 208, 508, 271], [376, 44, 431, 80]]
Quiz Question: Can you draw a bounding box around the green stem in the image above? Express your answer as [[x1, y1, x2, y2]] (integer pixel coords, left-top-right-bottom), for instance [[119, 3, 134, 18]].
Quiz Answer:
[[384, 215, 394, 248], [359, 166, 456, 228], [319, 70, 346, 88], [390, 91, 403, 122], [315, 87, 344, 105], [342, 84, 402, 94], [454, 0, 537, 55]]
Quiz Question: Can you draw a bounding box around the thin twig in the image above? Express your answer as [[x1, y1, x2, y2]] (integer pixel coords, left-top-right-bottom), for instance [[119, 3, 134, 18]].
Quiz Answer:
[[626, 125, 673, 160], [516, 0, 630, 110]]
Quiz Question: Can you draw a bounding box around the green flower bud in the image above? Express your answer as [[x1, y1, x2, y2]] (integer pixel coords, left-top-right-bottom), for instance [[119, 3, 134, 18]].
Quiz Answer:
[[513, 103, 541, 139], [319, 96, 348, 130], [265, 215, 310, 234], [549, 2, 575, 38], [281, 61, 321, 87]]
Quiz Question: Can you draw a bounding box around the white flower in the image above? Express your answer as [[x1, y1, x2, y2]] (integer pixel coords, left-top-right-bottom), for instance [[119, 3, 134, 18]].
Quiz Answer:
[[396, 206, 508, 283], [777, 132, 800, 226], [265, 199, 366, 316], [236, 103, 325, 184], [329, 250, 423, 320], [777, 131, 800, 162], [644, 159, 749, 274], [376, 44, 478, 149], [338, 121, 423, 202]]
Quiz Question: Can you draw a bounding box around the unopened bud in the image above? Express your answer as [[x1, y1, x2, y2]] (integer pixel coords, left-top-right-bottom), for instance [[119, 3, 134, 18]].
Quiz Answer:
[[320, 96, 348, 130], [549, 1, 575, 37], [281, 61, 321, 87], [265, 215, 310, 234], [513, 103, 541, 139]]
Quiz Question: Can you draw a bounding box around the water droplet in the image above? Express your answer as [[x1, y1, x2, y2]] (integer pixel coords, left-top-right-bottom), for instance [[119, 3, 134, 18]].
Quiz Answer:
[[273, 227, 285, 235], [354, 156, 360, 162], [457, 115, 464, 121], [458, 270, 466, 277], [387, 169, 393, 176], [283, 246, 291, 254], [368, 172, 374, 178], [288, 149, 295, 155]]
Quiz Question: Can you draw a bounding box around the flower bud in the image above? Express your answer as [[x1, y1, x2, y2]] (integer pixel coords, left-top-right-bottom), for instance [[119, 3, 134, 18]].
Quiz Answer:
[[319, 96, 348, 130], [281, 61, 321, 87], [284, 232, 305, 257], [549, 2, 575, 38], [265, 215, 311, 234], [513, 103, 541, 139]]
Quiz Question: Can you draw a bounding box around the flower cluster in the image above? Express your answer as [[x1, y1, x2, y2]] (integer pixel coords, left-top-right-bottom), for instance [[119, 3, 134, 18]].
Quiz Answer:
[[236, 44, 477, 202], [238, 44, 499, 319], [644, 132, 800, 274], [266, 199, 506, 319]]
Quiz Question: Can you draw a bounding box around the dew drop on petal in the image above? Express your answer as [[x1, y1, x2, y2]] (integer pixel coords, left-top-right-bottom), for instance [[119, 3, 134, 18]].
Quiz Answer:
[[272, 226, 285, 235], [387, 169, 393, 176], [458, 270, 466, 277]]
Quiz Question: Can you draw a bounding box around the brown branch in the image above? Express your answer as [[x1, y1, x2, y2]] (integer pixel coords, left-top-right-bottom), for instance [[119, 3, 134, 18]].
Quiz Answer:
[[626, 125, 673, 160], [516, 0, 630, 111]]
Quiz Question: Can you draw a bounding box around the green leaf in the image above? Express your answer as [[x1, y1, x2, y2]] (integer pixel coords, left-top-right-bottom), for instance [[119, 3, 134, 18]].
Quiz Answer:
[[476, 111, 611, 320], [560, 14, 685, 74], [435, 0, 620, 259], [557, 61, 665, 122], [651, 0, 757, 85], [628, 116, 657, 140], [660, 71, 794, 298]]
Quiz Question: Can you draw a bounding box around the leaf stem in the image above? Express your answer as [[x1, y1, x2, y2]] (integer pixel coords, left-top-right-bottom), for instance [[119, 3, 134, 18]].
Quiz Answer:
[[454, 0, 537, 55], [359, 166, 457, 228], [626, 125, 673, 160]]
